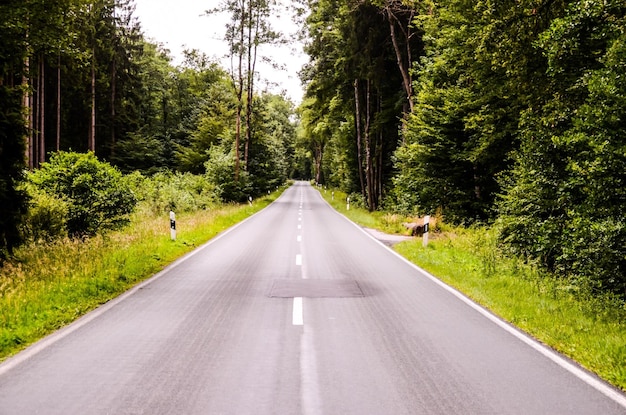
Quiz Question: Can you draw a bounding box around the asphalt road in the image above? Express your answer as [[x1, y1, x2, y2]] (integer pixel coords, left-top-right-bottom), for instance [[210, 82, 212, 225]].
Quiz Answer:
[[0, 181, 625, 414]]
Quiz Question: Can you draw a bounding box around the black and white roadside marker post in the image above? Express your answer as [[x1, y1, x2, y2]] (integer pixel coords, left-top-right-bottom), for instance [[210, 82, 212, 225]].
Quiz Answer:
[[346, 196, 350, 211], [169, 211, 176, 241], [423, 215, 430, 247]]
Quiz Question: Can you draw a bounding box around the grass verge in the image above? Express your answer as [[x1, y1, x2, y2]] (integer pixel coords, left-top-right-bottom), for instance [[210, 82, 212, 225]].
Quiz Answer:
[[0, 191, 281, 361], [318, 188, 626, 391]]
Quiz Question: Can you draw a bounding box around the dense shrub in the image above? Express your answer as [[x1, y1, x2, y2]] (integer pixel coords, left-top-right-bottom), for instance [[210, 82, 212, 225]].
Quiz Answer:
[[129, 171, 218, 214], [20, 185, 69, 242], [204, 146, 252, 203], [28, 152, 137, 237]]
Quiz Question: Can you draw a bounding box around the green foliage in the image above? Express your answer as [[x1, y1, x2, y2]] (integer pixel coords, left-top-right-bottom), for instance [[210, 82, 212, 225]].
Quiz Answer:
[[28, 152, 137, 237], [394, 0, 561, 222], [0, 86, 28, 260], [129, 171, 218, 214], [20, 186, 69, 243], [498, 1, 626, 297], [204, 145, 252, 203], [301, 0, 413, 208]]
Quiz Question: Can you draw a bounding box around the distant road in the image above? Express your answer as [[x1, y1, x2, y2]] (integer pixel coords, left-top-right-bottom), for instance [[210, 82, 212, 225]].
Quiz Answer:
[[1, 181, 624, 414]]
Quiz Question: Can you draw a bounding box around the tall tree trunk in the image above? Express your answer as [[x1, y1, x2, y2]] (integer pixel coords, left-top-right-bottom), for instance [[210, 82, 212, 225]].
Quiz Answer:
[[314, 143, 324, 184], [89, 49, 96, 153], [56, 53, 61, 152], [110, 52, 116, 158], [33, 58, 40, 169], [23, 56, 33, 169], [38, 55, 45, 165], [354, 79, 366, 201], [364, 80, 375, 211], [376, 94, 384, 205], [244, 0, 253, 170], [384, 3, 414, 114], [233, 0, 246, 182]]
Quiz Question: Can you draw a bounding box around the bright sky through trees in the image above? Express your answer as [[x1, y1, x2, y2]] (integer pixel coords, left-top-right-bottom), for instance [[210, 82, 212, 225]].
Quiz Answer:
[[133, 0, 306, 103]]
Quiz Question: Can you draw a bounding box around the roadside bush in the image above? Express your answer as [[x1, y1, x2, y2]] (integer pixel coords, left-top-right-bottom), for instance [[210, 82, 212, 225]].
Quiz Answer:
[[130, 171, 218, 214], [20, 185, 68, 242], [28, 151, 136, 237], [204, 145, 252, 203]]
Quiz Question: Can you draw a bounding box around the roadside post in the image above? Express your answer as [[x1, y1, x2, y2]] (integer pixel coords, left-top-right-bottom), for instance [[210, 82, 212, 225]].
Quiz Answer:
[[169, 211, 176, 241], [346, 196, 350, 211], [423, 215, 430, 247], [332, 191, 335, 201]]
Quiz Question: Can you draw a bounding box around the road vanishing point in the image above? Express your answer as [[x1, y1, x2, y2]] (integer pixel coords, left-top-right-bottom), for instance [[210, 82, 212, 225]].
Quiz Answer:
[[1, 182, 625, 414]]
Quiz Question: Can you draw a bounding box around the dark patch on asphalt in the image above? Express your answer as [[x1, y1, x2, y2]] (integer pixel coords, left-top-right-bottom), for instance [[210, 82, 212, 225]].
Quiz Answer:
[[268, 279, 365, 298]]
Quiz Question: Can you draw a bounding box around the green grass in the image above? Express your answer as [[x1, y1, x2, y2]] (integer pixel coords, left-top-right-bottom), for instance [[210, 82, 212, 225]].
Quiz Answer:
[[318, 188, 626, 391], [320, 188, 414, 234], [0, 191, 281, 361]]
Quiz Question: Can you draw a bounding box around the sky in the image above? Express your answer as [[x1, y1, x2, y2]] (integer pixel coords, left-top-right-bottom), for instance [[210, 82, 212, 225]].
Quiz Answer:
[[132, 0, 308, 104]]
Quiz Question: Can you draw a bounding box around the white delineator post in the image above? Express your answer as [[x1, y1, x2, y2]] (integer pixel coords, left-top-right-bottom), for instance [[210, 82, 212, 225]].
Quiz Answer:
[[423, 215, 430, 247], [169, 211, 176, 241], [346, 196, 350, 211]]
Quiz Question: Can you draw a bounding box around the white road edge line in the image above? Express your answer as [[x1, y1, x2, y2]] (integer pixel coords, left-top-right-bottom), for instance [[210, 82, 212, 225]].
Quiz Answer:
[[293, 297, 304, 326], [314, 187, 626, 409], [0, 190, 286, 377]]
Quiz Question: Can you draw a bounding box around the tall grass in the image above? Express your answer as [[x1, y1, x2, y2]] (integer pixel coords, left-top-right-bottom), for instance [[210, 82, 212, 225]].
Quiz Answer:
[[318, 187, 626, 391], [0, 192, 280, 361]]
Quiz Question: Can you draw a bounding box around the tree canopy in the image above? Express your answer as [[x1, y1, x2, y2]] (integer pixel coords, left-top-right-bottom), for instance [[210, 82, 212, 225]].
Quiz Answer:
[[2, 0, 626, 297]]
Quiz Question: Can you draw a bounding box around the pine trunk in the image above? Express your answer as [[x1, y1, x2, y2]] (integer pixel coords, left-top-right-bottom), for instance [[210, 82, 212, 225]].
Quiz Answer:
[[38, 55, 45, 165], [89, 50, 96, 153], [364, 80, 375, 211], [354, 79, 366, 201], [56, 54, 61, 152], [23, 56, 33, 169]]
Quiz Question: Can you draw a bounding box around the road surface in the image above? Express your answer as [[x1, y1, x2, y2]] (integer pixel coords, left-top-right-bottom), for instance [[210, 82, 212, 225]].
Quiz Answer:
[[0, 181, 624, 414]]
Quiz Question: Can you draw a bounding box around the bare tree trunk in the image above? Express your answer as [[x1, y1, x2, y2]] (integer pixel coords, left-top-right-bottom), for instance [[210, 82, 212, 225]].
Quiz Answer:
[[384, 3, 414, 114], [110, 54, 116, 158], [38, 55, 45, 165], [377, 93, 384, 205], [56, 53, 61, 152], [354, 79, 366, 201], [233, 0, 246, 182], [244, 0, 253, 169], [245, 2, 262, 171], [89, 49, 96, 153], [23, 56, 33, 169], [33, 58, 40, 169], [314, 143, 324, 184], [364, 80, 374, 211]]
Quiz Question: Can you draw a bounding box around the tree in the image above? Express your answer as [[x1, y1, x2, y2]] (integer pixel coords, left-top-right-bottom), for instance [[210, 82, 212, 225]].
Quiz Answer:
[[394, 0, 565, 221], [498, 0, 626, 296], [29, 151, 136, 237], [0, 1, 31, 258], [210, 0, 281, 180], [301, 0, 410, 210]]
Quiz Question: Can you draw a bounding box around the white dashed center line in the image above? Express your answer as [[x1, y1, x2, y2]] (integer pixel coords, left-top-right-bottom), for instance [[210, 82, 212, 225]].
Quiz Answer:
[[293, 297, 303, 326]]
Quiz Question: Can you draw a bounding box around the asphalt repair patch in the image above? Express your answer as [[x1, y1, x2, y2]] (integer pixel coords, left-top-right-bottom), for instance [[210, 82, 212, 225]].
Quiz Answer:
[[269, 279, 364, 298]]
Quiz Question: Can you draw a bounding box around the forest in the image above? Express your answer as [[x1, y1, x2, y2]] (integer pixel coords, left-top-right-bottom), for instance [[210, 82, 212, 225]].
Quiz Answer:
[[1, 0, 625, 298]]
